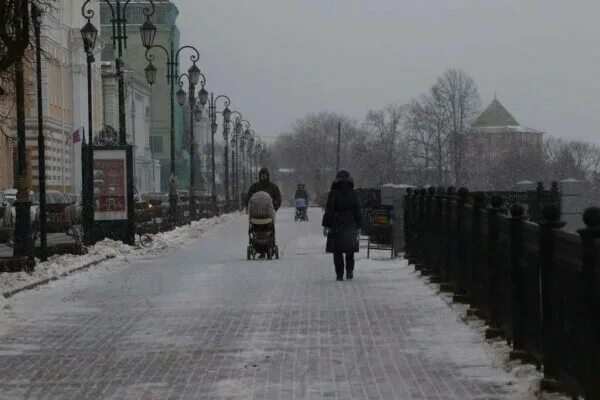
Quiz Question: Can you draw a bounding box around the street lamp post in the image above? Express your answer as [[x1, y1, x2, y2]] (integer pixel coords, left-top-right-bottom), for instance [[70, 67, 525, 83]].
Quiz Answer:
[[82, 0, 156, 245], [177, 69, 206, 221], [246, 130, 255, 185], [241, 128, 253, 195], [204, 93, 231, 213], [252, 139, 261, 180], [233, 118, 250, 207], [83, 0, 156, 145], [143, 40, 201, 221], [222, 111, 232, 206], [33, 4, 47, 260], [80, 14, 99, 247], [229, 111, 243, 209]]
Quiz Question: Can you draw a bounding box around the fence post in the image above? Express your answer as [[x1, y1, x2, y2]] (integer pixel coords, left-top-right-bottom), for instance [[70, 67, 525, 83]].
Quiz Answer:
[[422, 187, 436, 275], [409, 189, 419, 265], [453, 187, 469, 303], [508, 203, 527, 357], [485, 194, 504, 339], [403, 188, 413, 260], [467, 192, 486, 318], [538, 204, 565, 386], [415, 189, 427, 271], [440, 187, 455, 291], [578, 207, 600, 399], [430, 186, 446, 283]]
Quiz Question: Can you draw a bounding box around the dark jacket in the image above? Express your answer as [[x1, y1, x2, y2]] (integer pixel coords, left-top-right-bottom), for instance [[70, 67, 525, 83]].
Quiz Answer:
[[245, 168, 282, 211], [294, 189, 309, 201], [322, 178, 361, 253]]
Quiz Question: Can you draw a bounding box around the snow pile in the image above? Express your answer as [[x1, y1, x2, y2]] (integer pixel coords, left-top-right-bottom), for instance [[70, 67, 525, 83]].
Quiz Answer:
[[141, 215, 233, 254], [0, 214, 236, 296], [418, 267, 573, 400]]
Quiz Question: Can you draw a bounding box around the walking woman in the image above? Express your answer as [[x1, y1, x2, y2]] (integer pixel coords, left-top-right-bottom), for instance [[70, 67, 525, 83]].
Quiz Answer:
[[322, 170, 361, 281]]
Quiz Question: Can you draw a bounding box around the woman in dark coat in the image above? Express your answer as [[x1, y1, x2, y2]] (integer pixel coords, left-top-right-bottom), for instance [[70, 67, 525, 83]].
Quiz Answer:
[[322, 170, 361, 281]]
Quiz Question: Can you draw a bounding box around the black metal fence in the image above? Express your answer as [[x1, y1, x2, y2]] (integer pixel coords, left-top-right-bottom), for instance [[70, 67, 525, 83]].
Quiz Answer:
[[404, 186, 600, 399]]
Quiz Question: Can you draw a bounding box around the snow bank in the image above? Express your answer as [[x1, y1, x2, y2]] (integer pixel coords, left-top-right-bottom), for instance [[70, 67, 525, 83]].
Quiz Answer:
[[0, 214, 237, 297], [416, 265, 574, 400]]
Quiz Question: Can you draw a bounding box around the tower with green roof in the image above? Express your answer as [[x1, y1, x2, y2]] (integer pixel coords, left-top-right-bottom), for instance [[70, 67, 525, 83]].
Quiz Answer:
[[470, 97, 543, 164]]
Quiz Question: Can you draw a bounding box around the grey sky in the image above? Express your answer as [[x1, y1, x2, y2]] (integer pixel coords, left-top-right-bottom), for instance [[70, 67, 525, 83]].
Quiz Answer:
[[174, 0, 600, 143]]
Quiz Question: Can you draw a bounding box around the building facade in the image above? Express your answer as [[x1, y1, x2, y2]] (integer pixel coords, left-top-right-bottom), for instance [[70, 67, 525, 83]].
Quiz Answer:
[[101, 0, 184, 193], [21, 0, 103, 194]]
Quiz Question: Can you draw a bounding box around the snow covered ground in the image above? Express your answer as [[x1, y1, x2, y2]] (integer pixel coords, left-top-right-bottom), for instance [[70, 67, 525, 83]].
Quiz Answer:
[[0, 209, 573, 399], [0, 214, 236, 297], [412, 267, 573, 400]]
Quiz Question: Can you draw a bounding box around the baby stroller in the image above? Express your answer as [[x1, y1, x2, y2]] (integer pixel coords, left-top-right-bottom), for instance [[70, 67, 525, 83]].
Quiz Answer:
[[247, 191, 280, 260], [294, 197, 308, 222]]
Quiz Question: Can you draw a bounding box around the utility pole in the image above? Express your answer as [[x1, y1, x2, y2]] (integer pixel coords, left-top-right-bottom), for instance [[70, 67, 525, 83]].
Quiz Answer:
[[336, 121, 341, 172]]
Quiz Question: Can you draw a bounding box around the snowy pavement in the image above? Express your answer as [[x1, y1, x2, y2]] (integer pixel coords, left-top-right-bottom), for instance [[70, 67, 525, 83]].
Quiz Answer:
[[0, 208, 543, 399]]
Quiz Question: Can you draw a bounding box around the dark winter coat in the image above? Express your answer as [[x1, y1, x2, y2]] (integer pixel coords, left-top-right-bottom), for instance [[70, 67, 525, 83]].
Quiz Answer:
[[245, 168, 282, 211], [322, 178, 361, 253], [294, 189, 309, 201]]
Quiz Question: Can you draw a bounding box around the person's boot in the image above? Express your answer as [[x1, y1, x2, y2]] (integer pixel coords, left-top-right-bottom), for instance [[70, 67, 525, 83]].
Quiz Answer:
[[336, 275, 344, 281], [346, 254, 355, 280]]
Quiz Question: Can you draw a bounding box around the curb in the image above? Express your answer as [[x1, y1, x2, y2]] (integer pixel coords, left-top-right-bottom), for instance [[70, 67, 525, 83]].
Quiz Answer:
[[2, 255, 116, 299]]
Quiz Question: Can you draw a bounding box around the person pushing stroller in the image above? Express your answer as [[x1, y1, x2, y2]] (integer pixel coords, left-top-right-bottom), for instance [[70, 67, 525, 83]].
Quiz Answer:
[[294, 184, 309, 221], [245, 168, 282, 212], [245, 168, 282, 259]]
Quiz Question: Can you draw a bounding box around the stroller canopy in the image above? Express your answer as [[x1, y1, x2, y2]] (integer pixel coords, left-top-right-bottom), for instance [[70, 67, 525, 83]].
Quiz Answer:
[[248, 191, 275, 221]]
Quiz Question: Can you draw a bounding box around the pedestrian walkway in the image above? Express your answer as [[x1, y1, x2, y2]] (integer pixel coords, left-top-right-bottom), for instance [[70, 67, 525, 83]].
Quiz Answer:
[[0, 209, 535, 399]]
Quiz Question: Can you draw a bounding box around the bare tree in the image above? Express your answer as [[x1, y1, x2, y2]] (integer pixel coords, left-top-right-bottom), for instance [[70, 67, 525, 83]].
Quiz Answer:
[[0, 0, 30, 74], [0, 0, 56, 136], [364, 103, 406, 184], [435, 69, 481, 186], [405, 89, 451, 185], [270, 112, 366, 195]]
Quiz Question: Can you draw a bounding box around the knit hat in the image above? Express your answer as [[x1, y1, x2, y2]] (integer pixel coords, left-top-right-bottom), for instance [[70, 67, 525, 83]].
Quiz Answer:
[[336, 170, 350, 179]]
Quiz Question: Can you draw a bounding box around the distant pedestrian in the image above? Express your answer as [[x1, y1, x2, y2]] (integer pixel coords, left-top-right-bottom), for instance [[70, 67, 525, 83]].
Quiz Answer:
[[322, 170, 361, 281]]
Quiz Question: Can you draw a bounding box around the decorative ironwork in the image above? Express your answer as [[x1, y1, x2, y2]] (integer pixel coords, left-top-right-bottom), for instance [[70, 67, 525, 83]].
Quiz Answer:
[[94, 125, 120, 147]]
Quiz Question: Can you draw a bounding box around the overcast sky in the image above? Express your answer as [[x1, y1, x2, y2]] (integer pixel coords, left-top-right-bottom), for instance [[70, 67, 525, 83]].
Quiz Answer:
[[174, 0, 600, 143]]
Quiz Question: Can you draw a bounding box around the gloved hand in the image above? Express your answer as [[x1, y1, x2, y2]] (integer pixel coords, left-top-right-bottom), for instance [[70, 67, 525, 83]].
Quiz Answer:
[[323, 227, 329, 237]]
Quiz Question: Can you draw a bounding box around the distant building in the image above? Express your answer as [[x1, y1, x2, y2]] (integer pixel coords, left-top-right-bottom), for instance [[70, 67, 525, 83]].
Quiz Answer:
[[469, 97, 543, 163]]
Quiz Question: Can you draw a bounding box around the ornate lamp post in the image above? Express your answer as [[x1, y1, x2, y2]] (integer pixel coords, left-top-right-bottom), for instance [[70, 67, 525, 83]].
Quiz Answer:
[[242, 128, 254, 195], [142, 38, 201, 220], [82, 0, 155, 245], [83, 0, 156, 145], [228, 111, 243, 209], [80, 14, 99, 247], [203, 93, 231, 213], [177, 69, 206, 221], [247, 130, 256, 189], [252, 138, 263, 180], [233, 118, 251, 207]]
